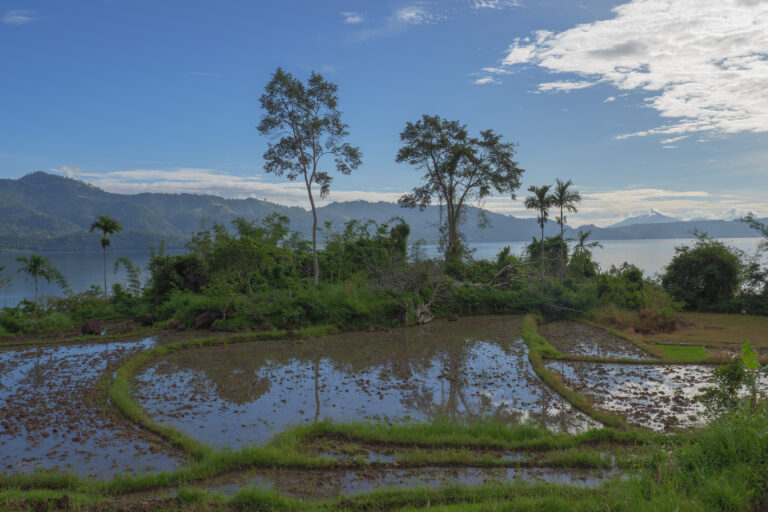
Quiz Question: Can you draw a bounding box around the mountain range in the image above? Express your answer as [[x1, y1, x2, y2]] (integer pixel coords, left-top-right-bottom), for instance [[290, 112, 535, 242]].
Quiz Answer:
[[0, 172, 764, 252]]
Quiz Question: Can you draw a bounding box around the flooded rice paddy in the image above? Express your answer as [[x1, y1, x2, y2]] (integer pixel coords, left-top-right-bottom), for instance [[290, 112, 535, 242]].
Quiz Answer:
[[3, 314, 761, 500], [545, 360, 768, 431], [538, 321, 650, 359], [134, 316, 599, 449], [0, 339, 183, 478]]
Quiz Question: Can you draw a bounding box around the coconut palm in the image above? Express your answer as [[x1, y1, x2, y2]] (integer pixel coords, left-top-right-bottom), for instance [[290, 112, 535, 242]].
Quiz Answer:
[[16, 254, 68, 316], [524, 184, 554, 287], [573, 229, 603, 257], [90, 215, 123, 299], [551, 179, 581, 281]]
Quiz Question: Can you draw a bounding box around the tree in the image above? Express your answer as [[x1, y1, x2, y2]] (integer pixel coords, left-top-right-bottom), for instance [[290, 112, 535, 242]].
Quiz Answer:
[[258, 67, 362, 288], [524, 184, 554, 287], [742, 213, 768, 252], [661, 233, 742, 311], [551, 179, 581, 281], [573, 229, 603, 257], [16, 254, 68, 316], [396, 115, 524, 264], [90, 214, 123, 299]]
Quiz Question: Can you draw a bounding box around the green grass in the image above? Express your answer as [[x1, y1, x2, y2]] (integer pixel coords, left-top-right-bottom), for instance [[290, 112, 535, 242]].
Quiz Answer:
[[657, 344, 709, 361], [521, 315, 630, 430]]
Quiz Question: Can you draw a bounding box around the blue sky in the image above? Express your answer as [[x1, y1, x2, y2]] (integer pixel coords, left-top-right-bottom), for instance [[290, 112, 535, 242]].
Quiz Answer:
[[1, 0, 766, 226]]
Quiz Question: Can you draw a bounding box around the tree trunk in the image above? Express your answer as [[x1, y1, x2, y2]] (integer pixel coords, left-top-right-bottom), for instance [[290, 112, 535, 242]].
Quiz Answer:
[[306, 181, 319, 288], [34, 276, 39, 317], [559, 205, 565, 283], [540, 222, 545, 290], [103, 247, 108, 300]]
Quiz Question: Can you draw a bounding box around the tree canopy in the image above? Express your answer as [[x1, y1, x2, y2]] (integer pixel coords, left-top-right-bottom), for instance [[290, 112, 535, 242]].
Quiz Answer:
[[258, 67, 362, 288], [396, 114, 524, 264]]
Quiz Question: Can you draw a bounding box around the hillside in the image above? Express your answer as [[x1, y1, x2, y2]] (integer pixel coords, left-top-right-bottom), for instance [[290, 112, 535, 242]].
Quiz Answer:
[[0, 172, 764, 251]]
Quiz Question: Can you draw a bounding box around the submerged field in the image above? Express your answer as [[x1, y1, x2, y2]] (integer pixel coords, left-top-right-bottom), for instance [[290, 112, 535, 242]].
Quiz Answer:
[[0, 314, 766, 511]]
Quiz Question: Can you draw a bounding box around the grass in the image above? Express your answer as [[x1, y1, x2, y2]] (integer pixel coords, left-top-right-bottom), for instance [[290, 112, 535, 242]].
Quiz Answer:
[[521, 315, 630, 430], [657, 344, 709, 361], [645, 312, 768, 350]]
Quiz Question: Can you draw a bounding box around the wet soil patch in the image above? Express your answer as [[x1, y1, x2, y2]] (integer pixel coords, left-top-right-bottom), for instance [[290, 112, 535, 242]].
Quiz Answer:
[[0, 339, 183, 478], [539, 322, 650, 360], [545, 361, 768, 432], [124, 466, 620, 502], [134, 316, 599, 450]]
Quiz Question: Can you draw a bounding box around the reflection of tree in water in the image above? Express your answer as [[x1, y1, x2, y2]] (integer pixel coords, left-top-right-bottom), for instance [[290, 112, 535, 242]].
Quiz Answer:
[[146, 316, 589, 428]]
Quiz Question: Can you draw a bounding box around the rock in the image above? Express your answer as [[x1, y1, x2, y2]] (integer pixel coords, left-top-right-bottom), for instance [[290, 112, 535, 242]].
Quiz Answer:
[[337, 321, 343, 329], [283, 322, 295, 331], [167, 320, 180, 330], [135, 314, 154, 327], [367, 326, 376, 332], [194, 311, 214, 330], [176, 322, 186, 332], [448, 314, 459, 322], [81, 319, 102, 336], [259, 322, 272, 331]]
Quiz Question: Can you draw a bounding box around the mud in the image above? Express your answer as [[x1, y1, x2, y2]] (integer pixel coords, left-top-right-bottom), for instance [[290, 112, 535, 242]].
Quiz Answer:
[[0, 339, 183, 478], [539, 322, 650, 359], [125, 465, 619, 501], [134, 316, 599, 449], [545, 361, 768, 432]]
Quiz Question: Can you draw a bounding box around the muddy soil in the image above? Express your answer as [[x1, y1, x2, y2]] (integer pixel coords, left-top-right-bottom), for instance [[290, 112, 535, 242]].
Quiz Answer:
[[134, 316, 599, 449], [539, 322, 650, 359], [123, 465, 619, 502], [0, 338, 183, 478], [545, 361, 768, 432]]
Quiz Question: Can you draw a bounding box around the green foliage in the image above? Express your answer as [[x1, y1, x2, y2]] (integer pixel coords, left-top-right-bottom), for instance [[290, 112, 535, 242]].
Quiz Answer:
[[113, 256, 141, 296], [396, 114, 524, 263], [662, 234, 744, 312], [656, 344, 709, 361]]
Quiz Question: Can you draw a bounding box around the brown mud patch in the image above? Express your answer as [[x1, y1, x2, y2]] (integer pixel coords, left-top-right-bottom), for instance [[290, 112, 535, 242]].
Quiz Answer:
[[539, 321, 651, 359]]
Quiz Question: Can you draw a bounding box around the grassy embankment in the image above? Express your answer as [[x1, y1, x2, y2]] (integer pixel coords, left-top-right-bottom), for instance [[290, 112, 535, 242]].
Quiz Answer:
[[2, 404, 767, 511]]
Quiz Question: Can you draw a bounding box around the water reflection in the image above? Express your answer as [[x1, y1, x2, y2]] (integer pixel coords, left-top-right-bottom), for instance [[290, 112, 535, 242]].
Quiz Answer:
[[135, 316, 599, 448], [0, 339, 182, 478]]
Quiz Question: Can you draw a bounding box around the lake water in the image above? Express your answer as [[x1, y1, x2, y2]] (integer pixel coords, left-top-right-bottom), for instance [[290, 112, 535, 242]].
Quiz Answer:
[[0, 238, 763, 306]]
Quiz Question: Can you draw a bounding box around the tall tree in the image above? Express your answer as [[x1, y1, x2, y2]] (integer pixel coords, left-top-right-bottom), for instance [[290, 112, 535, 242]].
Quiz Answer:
[[524, 184, 554, 287], [90, 214, 123, 299], [396, 115, 524, 264], [258, 67, 362, 288], [573, 229, 603, 257], [16, 254, 68, 316], [551, 178, 581, 281]]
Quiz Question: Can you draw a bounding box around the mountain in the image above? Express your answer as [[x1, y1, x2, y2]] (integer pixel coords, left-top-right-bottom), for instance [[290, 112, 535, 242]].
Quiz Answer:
[[0, 172, 557, 251], [0, 172, 764, 252], [607, 209, 679, 228]]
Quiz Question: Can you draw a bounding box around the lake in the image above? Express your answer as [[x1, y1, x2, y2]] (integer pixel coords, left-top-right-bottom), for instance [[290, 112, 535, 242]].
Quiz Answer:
[[0, 238, 763, 306]]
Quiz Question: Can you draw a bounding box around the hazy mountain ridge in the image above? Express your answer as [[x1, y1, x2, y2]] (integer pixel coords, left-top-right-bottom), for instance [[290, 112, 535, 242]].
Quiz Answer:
[[0, 172, 764, 251]]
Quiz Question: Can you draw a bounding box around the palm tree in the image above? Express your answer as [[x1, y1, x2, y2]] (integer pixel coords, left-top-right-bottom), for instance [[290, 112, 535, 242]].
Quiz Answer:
[[551, 179, 581, 281], [90, 215, 123, 300], [573, 229, 603, 257], [524, 184, 553, 288], [16, 254, 68, 316]]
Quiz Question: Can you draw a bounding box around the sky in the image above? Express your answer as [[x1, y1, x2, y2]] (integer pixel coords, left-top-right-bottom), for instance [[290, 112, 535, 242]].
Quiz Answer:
[[1, 0, 766, 227]]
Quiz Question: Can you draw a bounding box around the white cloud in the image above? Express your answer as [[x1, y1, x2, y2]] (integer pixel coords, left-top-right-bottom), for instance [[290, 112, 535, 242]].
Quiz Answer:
[[341, 12, 363, 24], [603, 96, 616, 103], [75, 168, 402, 209], [539, 80, 596, 92], [50, 166, 80, 179], [3, 9, 36, 25], [474, 76, 501, 85], [471, 0, 520, 9], [489, 0, 768, 141], [395, 6, 444, 25]]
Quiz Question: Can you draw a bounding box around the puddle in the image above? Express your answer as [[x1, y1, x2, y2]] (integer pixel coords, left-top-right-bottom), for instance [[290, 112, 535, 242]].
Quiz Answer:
[[545, 361, 768, 432], [0, 339, 183, 478], [134, 316, 600, 449], [128, 466, 619, 501], [539, 322, 650, 360]]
